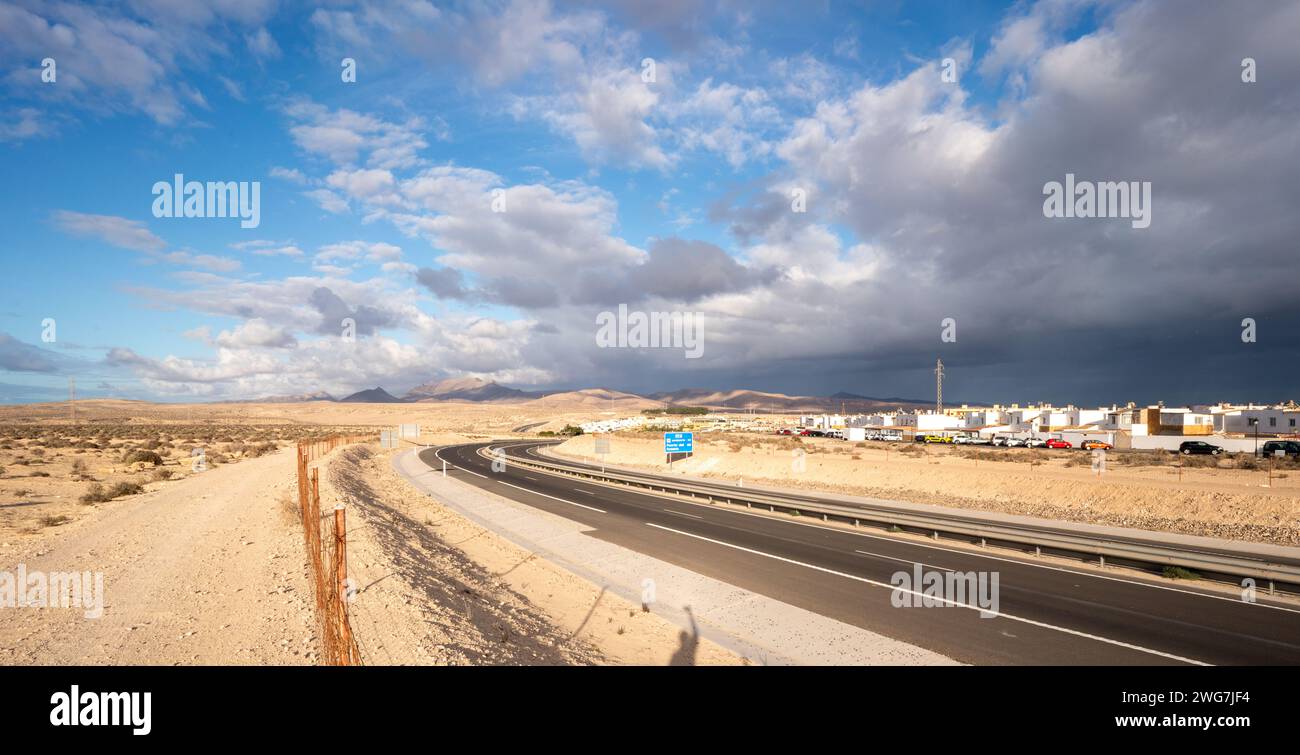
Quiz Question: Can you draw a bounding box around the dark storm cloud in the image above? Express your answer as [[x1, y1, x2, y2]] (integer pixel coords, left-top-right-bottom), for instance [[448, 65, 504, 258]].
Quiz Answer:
[[0, 333, 61, 372], [309, 287, 395, 336], [572, 238, 779, 306], [415, 267, 469, 300]]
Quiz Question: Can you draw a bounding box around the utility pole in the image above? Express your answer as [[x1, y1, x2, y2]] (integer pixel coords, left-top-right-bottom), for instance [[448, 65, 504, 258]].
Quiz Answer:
[[934, 359, 944, 414]]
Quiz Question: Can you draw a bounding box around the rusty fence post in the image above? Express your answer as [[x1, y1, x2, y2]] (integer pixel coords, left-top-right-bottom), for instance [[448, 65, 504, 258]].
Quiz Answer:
[[334, 504, 354, 665]]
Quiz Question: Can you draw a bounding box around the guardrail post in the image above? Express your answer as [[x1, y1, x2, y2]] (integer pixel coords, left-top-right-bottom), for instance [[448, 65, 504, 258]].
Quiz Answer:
[[1099, 555, 1105, 568], [1035, 545, 1041, 557]]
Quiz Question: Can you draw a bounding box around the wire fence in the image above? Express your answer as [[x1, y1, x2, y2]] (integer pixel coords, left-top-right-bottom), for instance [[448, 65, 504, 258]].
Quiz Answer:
[[296, 435, 372, 666]]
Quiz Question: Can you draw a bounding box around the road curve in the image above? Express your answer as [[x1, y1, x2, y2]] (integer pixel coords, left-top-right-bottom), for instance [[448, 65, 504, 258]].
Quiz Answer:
[[418, 440, 1300, 665]]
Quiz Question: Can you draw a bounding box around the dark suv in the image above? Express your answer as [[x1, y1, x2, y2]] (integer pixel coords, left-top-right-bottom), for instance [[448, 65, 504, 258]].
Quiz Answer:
[[1260, 440, 1300, 458], [1179, 440, 1222, 456]]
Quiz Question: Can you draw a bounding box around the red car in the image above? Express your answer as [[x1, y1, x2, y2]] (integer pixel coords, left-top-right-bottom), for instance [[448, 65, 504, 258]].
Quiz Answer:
[[1045, 439, 1072, 449]]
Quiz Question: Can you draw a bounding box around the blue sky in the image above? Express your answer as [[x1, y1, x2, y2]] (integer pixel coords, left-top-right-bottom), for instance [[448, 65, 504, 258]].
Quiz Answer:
[[2, 1, 1298, 405]]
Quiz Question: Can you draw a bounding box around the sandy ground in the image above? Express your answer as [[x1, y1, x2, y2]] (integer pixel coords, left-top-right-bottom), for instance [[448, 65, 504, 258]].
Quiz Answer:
[[325, 441, 743, 665], [555, 433, 1300, 546], [0, 398, 629, 436], [0, 448, 315, 665]]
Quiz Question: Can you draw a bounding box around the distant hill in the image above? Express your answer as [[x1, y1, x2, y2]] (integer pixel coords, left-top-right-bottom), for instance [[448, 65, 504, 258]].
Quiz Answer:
[[649, 388, 930, 412], [235, 391, 335, 404], [339, 387, 406, 403], [405, 377, 539, 402], [528, 388, 661, 411], [237, 377, 935, 411]]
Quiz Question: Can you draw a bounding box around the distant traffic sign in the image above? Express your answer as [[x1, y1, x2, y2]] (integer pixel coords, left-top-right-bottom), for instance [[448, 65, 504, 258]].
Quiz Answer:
[[664, 432, 693, 454], [594, 437, 611, 455]]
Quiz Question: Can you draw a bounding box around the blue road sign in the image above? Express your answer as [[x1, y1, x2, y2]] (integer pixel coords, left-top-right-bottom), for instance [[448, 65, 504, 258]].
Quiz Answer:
[[664, 432, 694, 454]]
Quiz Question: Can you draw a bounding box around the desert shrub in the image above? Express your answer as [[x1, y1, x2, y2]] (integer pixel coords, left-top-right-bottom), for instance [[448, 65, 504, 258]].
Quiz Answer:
[[1163, 566, 1200, 580], [151, 468, 174, 481], [244, 442, 277, 458], [28, 470, 50, 477], [122, 450, 164, 466], [956, 449, 1004, 463], [39, 515, 71, 528], [80, 481, 144, 504]]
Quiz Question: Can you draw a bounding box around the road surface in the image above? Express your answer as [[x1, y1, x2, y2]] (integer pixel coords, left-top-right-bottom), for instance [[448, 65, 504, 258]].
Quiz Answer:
[[420, 441, 1300, 665]]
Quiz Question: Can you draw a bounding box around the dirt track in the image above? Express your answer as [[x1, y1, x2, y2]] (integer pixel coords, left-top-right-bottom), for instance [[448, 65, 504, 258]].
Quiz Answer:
[[0, 449, 316, 665]]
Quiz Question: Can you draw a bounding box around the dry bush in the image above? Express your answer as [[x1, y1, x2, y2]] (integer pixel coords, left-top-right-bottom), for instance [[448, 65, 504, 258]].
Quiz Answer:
[[80, 481, 145, 504], [122, 450, 164, 466]]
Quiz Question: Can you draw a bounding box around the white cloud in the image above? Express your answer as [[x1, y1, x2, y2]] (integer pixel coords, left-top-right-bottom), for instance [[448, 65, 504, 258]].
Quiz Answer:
[[53, 211, 166, 252]]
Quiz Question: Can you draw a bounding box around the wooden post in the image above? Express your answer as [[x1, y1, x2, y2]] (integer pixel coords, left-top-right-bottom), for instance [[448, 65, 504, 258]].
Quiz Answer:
[[334, 504, 353, 665]]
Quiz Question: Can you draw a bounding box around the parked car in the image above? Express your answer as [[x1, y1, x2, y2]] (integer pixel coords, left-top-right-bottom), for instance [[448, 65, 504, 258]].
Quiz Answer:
[[1024, 438, 1048, 448], [1005, 437, 1028, 447], [880, 433, 904, 442], [969, 436, 994, 445], [992, 436, 1009, 447], [1045, 438, 1072, 449], [953, 435, 976, 444], [923, 434, 953, 444], [1080, 440, 1113, 450], [1179, 440, 1223, 456], [865, 431, 883, 441], [1259, 440, 1300, 458]]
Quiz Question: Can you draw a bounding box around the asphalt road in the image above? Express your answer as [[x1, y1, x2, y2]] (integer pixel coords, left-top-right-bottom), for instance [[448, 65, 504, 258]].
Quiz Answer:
[[417, 441, 1300, 665]]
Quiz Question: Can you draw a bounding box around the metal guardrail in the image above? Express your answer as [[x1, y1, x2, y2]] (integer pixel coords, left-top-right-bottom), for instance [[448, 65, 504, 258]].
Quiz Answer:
[[481, 443, 1300, 594]]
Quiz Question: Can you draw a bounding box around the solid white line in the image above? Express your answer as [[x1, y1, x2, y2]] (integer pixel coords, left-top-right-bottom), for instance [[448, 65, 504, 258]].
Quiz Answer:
[[573, 488, 596, 495], [645, 522, 1211, 666], [491, 445, 1300, 615], [855, 549, 955, 573], [665, 509, 703, 520], [496, 480, 606, 514], [433, 448, 487, 478]]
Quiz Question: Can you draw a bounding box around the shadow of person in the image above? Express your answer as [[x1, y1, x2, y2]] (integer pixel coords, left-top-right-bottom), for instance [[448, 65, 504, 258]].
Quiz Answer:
[[669, 606, 700, 666]]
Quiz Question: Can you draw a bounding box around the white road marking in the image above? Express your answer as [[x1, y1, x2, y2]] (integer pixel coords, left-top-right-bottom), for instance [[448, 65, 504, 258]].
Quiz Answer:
[[665, 509, 703, 520], [855, 549, 955, 572], [433, 448, 486, 478], [496, 480, 606, 514], [646, 522, 1211, 666]]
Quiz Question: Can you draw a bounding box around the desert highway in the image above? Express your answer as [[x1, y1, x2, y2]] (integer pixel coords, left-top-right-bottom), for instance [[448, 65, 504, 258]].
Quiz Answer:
[[419, 441, 1300, 665]]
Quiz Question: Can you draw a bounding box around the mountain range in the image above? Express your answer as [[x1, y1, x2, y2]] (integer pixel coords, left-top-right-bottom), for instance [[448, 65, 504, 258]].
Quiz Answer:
[[254, 377, 932, 412]]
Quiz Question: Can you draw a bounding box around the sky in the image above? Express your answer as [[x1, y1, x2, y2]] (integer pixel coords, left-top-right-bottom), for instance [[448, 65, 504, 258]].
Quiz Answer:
[[1, 0, 1298, 407]]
